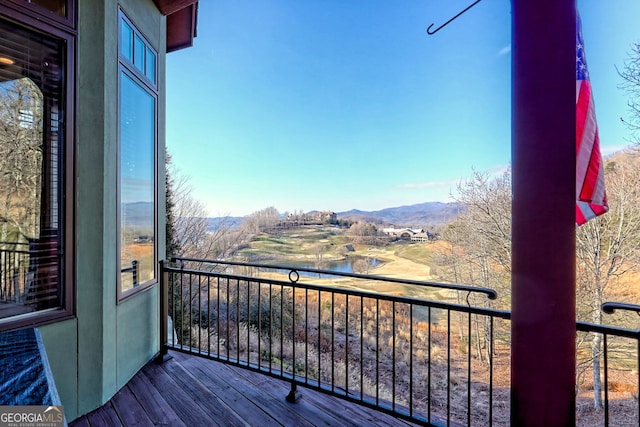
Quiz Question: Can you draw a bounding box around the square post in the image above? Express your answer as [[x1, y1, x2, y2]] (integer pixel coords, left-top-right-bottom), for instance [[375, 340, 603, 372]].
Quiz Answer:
[[511, 1, 576, 426], [155, 260, 172, 363]]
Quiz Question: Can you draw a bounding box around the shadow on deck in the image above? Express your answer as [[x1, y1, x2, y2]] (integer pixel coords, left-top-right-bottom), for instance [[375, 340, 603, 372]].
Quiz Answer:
[[70, 350, 420, 426]]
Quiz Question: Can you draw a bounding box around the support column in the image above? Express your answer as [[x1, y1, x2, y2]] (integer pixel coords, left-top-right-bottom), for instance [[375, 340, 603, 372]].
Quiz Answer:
[[511, 1, 576, 426]]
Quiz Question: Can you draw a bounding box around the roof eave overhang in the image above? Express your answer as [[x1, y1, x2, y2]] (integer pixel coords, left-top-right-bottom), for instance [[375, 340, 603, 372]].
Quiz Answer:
[[153, 0, 198, 53]]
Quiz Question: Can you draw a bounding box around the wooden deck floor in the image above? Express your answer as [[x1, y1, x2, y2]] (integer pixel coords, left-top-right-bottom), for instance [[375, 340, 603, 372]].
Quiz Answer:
[[69, 350, 420, 427]]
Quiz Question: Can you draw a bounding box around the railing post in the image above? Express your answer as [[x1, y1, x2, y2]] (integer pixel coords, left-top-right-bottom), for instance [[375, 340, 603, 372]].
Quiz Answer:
[[132, 260, 138, 287], [600, 302, 640, 426], [285, 381, 301, 403], [155, 259, 172, 363]]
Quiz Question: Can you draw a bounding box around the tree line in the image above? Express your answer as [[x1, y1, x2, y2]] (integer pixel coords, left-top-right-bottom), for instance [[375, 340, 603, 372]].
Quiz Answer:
[[165, 161, 418, 261], [438, 153, 640, 410]]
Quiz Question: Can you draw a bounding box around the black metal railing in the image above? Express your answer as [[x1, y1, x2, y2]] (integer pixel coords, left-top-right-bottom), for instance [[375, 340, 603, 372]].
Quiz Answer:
[[576, 303, 640, 427], [0, 240, 61, 313], [1, 242, 31, 304], [160, 257, 511, 426], [158, 257, 640, 427], [121, 260, 139, 288]]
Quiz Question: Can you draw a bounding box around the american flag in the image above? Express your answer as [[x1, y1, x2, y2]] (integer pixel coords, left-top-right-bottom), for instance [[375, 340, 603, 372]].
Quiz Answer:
[[576, 13, 608, 226]]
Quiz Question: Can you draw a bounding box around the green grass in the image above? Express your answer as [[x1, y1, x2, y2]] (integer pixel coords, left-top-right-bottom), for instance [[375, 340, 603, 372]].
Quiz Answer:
[[394, 243, 437, 266], [236, 226, 349, 260]]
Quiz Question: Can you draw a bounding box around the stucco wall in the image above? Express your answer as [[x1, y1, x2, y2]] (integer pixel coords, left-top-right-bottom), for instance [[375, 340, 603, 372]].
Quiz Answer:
[[39, 0, 167, 421]]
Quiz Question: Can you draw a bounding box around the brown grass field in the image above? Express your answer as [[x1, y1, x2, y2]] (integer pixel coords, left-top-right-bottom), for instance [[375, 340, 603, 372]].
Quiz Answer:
[[121, 243, 154, 289]]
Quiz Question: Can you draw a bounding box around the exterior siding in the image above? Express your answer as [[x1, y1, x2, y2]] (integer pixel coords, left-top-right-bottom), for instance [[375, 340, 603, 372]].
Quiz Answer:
[[39, 0, 167, 421]]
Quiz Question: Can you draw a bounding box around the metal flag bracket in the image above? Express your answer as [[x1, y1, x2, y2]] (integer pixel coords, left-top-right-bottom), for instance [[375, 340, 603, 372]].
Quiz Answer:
[[427, 0, 483, 35]]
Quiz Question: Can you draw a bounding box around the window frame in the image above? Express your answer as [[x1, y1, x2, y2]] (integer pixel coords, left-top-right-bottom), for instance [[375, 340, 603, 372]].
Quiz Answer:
[[0, 4, 76, 331], [4, 0, 75, 31], [117, 9, 159, 301]]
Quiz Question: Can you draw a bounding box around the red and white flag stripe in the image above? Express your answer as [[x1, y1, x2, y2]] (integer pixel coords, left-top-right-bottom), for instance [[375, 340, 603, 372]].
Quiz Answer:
[[576, 13, 608, 226]]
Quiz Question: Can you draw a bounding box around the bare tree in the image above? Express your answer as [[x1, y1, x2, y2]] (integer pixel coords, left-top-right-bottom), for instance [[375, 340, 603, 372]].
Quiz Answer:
[[575, 153, 640, 409], [165, 158, 251, 343], [437, 170, 512, 364], [170, 169, 211, 258], [353, 257, 374, 275], [441, 169, 512, 302], [167, 160, 246, 260], [349, 222, 382, 246], [618, 42, 640, 143], [243, 207, 280, 234], [436, 157, 640, 397], [0, 78, 43, 243], [313, 244, 327, 270]]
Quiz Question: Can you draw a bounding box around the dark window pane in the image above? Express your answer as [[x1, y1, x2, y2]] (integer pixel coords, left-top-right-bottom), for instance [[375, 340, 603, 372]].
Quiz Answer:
[[0, 18, 65, 318], [24, 0, 66, 17]]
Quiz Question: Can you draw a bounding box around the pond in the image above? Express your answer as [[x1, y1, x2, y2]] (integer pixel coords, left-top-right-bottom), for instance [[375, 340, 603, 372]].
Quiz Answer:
[[273, 256, 383, 278]]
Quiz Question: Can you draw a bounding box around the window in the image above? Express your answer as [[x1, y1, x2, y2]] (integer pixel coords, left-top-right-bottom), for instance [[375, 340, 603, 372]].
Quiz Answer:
[[118, 11, 158, 298], [119, 16, 156, 86], [24, 0, 66, 17], [5, 1, 74, 27], [0, 15, 72, 329]]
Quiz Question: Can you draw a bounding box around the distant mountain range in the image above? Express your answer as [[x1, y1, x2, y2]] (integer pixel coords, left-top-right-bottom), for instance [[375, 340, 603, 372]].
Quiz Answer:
[[123, 202, 154, 229], [207, 216, 244, 231], [337, 202, 464, 227], [205, 202, 464, 231]]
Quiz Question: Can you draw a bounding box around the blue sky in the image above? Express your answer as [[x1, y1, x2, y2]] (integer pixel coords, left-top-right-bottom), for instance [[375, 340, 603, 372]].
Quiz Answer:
[[167, 1, 640, 217]]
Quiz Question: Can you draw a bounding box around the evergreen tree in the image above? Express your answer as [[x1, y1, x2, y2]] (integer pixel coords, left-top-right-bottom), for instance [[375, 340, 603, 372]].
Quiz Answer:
[[165, 152, 181, 258]]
